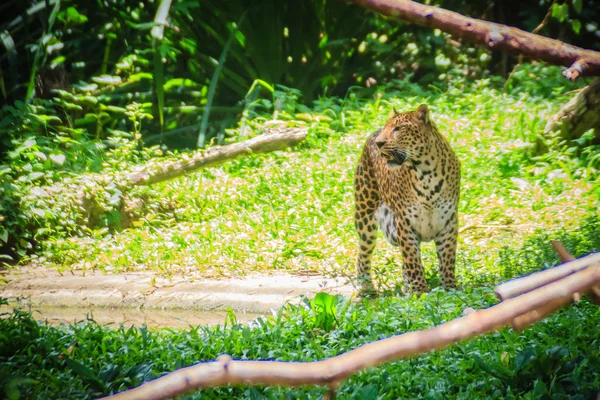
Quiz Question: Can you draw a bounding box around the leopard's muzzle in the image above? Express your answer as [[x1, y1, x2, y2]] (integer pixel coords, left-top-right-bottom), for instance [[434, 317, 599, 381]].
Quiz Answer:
[[384, 149, 406, 167]]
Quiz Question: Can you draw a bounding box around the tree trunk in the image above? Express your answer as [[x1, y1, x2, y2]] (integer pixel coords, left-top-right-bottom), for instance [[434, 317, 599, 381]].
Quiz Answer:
[[544, 79, 600, 142], [127, 127, 308, 186], [346, 0, 600, 80]]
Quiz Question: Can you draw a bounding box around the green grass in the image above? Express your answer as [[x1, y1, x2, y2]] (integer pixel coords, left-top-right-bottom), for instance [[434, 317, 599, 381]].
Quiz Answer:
[[2, 289, 599, 399], [34, 76, 600, 292], [3, 73, 600, 399]]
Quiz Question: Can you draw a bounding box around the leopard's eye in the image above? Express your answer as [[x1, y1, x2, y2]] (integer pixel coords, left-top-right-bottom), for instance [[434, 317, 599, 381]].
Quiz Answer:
[[392, 127, 400, 133]]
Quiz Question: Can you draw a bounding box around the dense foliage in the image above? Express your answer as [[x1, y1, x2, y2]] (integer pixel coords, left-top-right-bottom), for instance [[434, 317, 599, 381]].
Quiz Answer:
[[1, 70, 596, 280], [1, 1, 600, 399], [2, 0, 599, 142], [2, 285, 600, 399], [1, 72, 600, 398]]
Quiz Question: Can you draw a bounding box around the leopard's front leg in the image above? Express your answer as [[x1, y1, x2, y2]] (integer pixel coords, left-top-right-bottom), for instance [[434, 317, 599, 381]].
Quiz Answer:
[[354, 158, 380, 296], [435, 219, 458, 289], [397, 222, 430, 294]]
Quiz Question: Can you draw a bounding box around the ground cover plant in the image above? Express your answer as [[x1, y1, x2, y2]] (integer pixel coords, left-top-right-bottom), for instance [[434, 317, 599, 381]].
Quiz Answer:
[[1, 70, 600, 399], [2, 0, 600, 398], [1, 285, 599, 399], [20, 67, 598, 293]]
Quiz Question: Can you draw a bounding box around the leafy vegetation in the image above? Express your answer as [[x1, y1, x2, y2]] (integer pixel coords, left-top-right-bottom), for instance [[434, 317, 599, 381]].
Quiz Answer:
[[2, 68, 600, 398], [1, 0, 600, 398], [8, 68, 595, 292], [2, 287, 599, 399]]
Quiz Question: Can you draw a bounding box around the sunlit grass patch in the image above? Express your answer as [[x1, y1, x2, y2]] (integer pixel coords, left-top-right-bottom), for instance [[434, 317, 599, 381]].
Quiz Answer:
[[36, 80, 599, 292]]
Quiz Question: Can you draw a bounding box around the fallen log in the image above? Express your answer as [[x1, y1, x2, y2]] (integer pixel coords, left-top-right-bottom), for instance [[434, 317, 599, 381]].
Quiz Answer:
[[345, 0, 600, 80], [102, 252, 600, 400], [127, 127, 308, 186], [543, 79, 600, 142]]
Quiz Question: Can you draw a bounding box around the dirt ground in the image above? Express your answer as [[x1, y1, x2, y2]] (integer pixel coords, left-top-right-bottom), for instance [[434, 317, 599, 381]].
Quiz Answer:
[[0, 267, 355, 328]]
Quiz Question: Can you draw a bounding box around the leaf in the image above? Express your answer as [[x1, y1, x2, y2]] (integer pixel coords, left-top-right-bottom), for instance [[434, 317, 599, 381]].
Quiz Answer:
[[65, 6, 88, 24], [197, 16, 245, 147], [100, 105, 127, 113], [0, 165, 12, 176], [22, 138, 37, 150], [26, 172, 45, 182], [0, 228, 8, 243], [514, 347, 535, 372], [473, 354, 511, 382], [551, 3, 569, 22], [18, 239, 32, 249], [130, 22, 157, 31], [571, 19, 581, 34], [128, 73, 153, 83], [98, 364, 120, 383], [127, 362, 154, 385], [38, 115, 62, 124], [49, 153, 66, 165], [533, 379, 548, 396], [31, 208, 46, 218], [546, 345, 569, 360], [572, 0, 582, 14], [153, 45, 166, 132], [66, 358, 105, 390], [352, 384, 378, 399], [73, 82, 98, 91], [91, 75, 122, 85], [33, 152, 47, 160]]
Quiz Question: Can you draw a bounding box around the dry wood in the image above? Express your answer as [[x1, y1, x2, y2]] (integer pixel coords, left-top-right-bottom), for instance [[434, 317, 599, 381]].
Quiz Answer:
[[552, 240, 576, 262], [511, 295, 572, 331], [495, 252, 600, 300], [127, 128, 308, 186], [458, 223, 524, 234], [551, 241, 600, 305], [103, 263, 600, 400], [543, 79, 600, 141], [551, 241, 580, 302], [346, 0, 600, 80]]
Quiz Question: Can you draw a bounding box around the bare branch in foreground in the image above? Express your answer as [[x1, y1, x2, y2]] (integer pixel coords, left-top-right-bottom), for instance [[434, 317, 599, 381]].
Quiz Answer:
[[551, 241, 600, 306], [127, 127, 308, 186], [552, 241, 580, 302], [552, 240, 577, 262], [495, 252, 600, 300], [345, 0, 600, 80], [102, 261, 600, 400]]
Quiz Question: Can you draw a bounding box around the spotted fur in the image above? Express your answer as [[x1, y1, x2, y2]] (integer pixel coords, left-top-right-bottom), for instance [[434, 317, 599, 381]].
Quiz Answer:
[[354, 104, 461, 294]]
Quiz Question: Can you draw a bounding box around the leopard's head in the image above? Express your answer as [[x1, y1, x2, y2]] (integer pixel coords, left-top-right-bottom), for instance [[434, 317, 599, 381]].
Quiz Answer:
[[375, 104, 435, 168]]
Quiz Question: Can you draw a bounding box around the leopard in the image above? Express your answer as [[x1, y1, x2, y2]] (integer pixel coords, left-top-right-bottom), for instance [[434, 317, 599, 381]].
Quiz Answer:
[[353, 104, 461, 295]]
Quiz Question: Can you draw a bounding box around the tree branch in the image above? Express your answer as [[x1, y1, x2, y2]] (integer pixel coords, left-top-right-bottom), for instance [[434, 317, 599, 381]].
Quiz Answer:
[[103, 258, 600, 400], [345, 0, 600, 80], [495, 252, 600, 300], [127, 127, 308, 186]]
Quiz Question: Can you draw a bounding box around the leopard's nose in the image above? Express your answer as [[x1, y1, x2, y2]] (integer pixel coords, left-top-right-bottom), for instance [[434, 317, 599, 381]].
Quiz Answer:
[[375, 140, 385, 149]]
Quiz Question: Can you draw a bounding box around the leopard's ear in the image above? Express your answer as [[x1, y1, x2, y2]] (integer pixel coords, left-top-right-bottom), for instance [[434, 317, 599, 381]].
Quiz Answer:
[[389, 107, 399, 118], [416, 104, 429, 124]]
